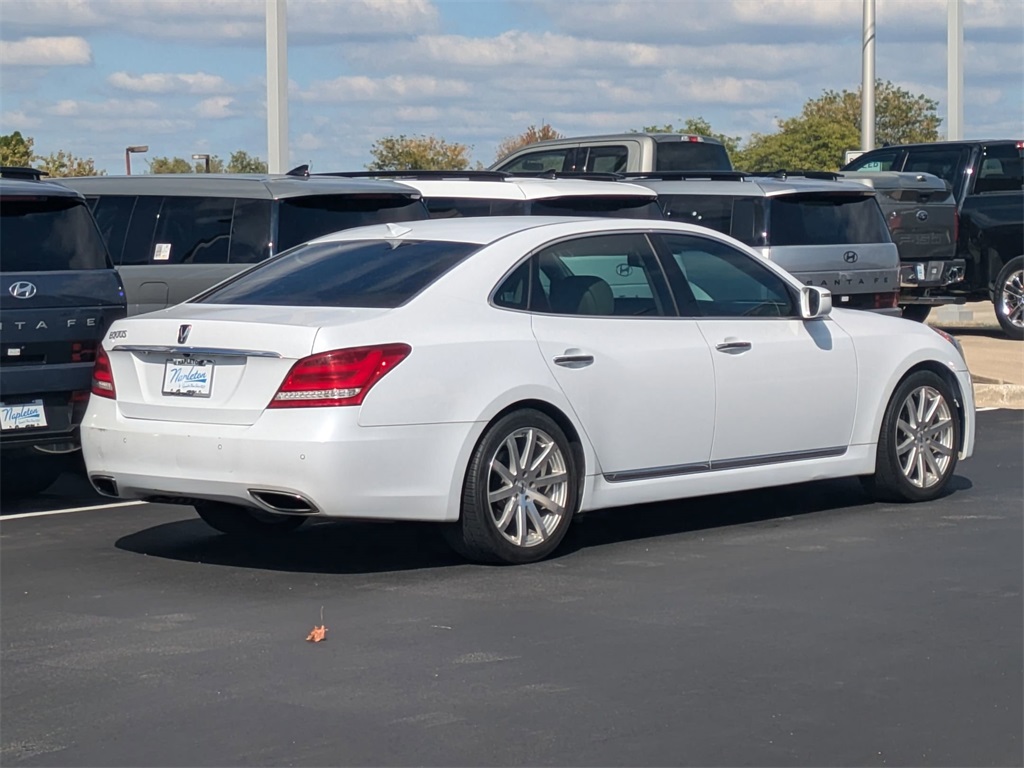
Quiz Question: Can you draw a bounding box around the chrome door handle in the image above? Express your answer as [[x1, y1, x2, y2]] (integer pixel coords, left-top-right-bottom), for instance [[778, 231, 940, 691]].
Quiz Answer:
[[715, 340, 752, 353], [553, 354, 594, 368]]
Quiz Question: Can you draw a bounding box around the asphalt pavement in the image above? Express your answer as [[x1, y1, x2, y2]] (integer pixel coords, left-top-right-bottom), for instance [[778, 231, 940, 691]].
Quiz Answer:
[[1, 410, 1021, 767]]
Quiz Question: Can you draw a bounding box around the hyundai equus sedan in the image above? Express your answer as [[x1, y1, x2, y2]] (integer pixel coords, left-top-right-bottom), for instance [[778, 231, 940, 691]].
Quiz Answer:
[[83, 217, 975, 564]]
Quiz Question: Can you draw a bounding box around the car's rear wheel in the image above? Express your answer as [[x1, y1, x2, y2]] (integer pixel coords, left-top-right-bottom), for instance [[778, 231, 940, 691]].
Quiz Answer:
[[864, 370, 960, 503], [0, 452, 65, 499], [446, 409, 578, 564], [899, 304, 932, 323], [994, 256, 1024, 340], [195, 501, 307, 537]]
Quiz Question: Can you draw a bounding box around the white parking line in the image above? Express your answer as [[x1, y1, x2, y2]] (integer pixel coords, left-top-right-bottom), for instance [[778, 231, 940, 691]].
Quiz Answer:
[[2, 500, 147, 521]]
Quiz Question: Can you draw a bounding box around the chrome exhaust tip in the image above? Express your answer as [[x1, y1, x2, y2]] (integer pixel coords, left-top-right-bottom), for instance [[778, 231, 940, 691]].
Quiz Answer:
[[247, 489, 318, 515]]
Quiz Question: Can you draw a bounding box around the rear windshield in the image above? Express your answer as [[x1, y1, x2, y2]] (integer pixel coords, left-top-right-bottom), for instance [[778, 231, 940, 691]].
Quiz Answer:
[[197, 239, 478, 308], [654, 142, 733, 172], [276, 194, 427, 251], [659, 194, 762, 246], [768, 194, 890, 246], [529, 196, 663, 219], [1, 196, 110, 272]]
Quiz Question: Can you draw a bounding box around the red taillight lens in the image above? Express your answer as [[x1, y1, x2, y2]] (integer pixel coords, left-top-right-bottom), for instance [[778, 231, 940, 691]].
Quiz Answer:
[[72, 341, 96, 363], [268, 344, 411, 409], [874, 291, 900, 309], [91, 346, 116, 399]]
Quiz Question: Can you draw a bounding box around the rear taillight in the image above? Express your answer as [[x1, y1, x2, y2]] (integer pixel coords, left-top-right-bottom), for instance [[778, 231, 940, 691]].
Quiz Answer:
[[72, 341, 96, 363], [268, 344, 411, 409], [91, 347, 116, 399], [874, 291, 900, 309]]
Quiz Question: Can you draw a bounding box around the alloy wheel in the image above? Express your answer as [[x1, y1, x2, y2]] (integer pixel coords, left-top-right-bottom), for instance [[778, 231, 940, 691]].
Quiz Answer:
[[999, 267, 1024, 329], [895, 385, 955, 489]]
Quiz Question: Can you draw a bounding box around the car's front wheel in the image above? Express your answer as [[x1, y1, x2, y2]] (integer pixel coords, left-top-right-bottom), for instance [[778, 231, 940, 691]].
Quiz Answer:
[[864, 370, 961, 502], [446, 409, 578, 564], [195, 502, 307, 537], [994, 256, 1024, 340]]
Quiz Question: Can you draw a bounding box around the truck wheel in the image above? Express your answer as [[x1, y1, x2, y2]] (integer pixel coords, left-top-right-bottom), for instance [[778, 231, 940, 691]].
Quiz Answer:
[[900, 305, 932, 323], [994, 256, 1024, 340]]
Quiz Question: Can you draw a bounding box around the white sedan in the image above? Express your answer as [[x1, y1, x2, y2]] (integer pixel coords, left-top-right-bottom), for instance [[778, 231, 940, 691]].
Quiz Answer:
[[82, 217, 975, 564]]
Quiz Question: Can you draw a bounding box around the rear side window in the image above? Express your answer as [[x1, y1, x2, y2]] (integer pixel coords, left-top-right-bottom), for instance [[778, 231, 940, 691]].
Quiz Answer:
[[529, 196, 663, 219], [88, 195, 136, 264], [227, 199, 272, 263], [654, 142, 732, 172], [276, 194, 426, 252], [425, 198, 525, 218], [581, 146, 629, 173], [197, 239, 478, 308], [149, 196, 234, 264], [0, 196, 110, 271], [659, 194, 762, 245], [768, 194, 889, 246]]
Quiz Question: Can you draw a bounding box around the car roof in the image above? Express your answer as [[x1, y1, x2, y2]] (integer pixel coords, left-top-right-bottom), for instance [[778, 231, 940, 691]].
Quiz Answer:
[[503, 132, 726, 148], [311, 215, 701, 247], [629, 175, 876, 197], [858, 139, 1019, 151], [390, 176, 657, 201], [59, 174, 421, 200], [0, 176, 85, 198]]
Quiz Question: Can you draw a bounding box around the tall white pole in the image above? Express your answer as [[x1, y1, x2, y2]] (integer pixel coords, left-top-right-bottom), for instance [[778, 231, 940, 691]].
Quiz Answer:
[[861, 0, 876, 151], [266, 0, 289, 173], [947, 0, 964, 140]]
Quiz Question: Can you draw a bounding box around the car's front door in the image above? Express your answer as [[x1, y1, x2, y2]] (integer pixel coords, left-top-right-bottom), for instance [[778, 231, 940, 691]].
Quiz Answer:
[[655, 233, 858, 464], [521, 232, 716, 478]]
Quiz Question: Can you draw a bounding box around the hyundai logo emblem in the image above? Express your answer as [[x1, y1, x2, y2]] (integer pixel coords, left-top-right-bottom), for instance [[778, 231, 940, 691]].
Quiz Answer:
[[916, 210, 929, 221], [8, 281, 37, 299], [843, 251, 859, 264], [177, 324, 192, 344]]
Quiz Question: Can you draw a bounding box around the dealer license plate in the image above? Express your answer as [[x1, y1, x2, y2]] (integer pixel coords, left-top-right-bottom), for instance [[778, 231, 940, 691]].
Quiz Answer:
[[162, 358, 214, 397], [0, 400, 48, 431]]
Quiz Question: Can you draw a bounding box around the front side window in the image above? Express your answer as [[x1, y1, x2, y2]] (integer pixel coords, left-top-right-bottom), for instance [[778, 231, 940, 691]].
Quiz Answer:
[[496, 149, 575, 174], [529, 196, 663, 219], [524, 233, 670, 317], [1, 196, 111, 271], [150, 196, 234, 264], [276, 194, 426, 252], [197, 239, 478, 308], [768, 194, 889, 246], [659, 233, 795, 318]]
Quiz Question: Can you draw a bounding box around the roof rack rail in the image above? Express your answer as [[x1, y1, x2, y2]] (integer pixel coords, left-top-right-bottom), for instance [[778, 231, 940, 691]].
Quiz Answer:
[[622, 171, 748, 181], [0, 166, 47, 181], [506, 170, 625, 181], [316, 170, 511, 181], [756, 169, 842, 181]]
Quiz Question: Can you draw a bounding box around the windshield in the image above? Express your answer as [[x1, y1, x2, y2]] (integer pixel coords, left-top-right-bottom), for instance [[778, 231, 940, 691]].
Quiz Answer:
[[768, 194, 890, 246], [197, 239, 479, 308], [529, 196, 663, 219], [654, 142, 733, 172], [276, 194, 427, 252], [1, 196, 111, 271]]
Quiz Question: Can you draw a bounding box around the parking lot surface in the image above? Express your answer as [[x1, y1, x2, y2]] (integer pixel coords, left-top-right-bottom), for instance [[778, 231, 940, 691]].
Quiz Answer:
[[1, 410, 1021, 767]]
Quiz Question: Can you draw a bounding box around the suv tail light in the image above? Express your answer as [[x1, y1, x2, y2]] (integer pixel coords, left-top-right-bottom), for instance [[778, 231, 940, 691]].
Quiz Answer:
[[91, 346, 116, 399], [874, 291, 900, 309], [268, 344, 411, 408]]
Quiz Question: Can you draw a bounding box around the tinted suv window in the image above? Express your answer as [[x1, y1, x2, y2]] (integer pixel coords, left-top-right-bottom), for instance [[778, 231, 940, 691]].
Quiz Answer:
[[1, 196, 110, 271], [198, 240, 478, 308], [659, 194, 762, 245], [425, 198, 525, 218], [902, 148, 970, 189], [768, 194, 889, 246], [530, 196, 662, 219], [276, 194, 425, 251], [497, 149, 575, 173], [150, 196, 234, 264], [655, 142, 732, 172], [843, 148, 901, 172], [88, 195, 136, 264]]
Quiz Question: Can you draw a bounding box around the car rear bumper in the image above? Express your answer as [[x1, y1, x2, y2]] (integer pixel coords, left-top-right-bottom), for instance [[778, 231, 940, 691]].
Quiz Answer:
[[81, 400, 476, 522]]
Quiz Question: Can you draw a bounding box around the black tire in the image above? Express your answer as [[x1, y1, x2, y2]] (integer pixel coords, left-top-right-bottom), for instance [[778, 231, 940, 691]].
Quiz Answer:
[[899, 304, 932, 323], [445, 409, 578, 564], [195, 501, 306, 538], [0, 453, 65, 499], [864, 370, 961, 503], [993, 256, 1024, 340]]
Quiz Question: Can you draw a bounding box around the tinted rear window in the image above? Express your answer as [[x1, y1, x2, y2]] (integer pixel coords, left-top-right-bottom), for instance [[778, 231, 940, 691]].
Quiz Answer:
[[659, 194, 762, 245], [197, 239, 478, 308], [276, 194, 427, 251], [654, 142, 733, 172], [426, 197, 525, 218], [530, 196, 663, 219], [768, 194, 890, 246], [1, 196, 110, 271]]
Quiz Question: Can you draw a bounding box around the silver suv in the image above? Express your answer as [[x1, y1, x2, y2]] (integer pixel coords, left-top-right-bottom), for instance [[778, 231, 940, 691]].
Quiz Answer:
[[628, 171, 900, 313]]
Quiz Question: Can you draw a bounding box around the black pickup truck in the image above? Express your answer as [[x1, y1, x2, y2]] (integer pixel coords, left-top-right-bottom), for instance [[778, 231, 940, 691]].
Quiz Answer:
[[843, 140, 1024, 339], [1, 169, 126, 496]]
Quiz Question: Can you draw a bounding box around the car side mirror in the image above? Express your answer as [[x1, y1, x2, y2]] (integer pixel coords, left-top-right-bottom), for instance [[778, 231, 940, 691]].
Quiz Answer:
[[800, 286, 832, 319]]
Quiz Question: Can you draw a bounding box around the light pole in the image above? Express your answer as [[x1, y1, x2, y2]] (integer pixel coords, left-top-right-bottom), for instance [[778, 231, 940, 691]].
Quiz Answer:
[[192, 153, 212, 173], [860, 0, 876, 152], [266, 0, 289, 173], [947, 0, 964, 140], [125, 145, 148, 175]]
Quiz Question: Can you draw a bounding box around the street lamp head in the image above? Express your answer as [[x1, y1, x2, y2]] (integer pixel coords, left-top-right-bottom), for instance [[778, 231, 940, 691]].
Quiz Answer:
[[126, 145, 148, 153], [191, 154, 209, 160]]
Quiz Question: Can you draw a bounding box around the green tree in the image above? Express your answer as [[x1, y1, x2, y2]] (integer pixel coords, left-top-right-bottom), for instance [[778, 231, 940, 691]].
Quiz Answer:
[[35, 150, 103, 177], [367, 134, 472, 171], [733, 80, 941, 171], [494, 123, 564, 163], [0, 131, 35, 167], [632, 118, 742, 157], [226, 150, 268, 174], [148, 156, 195, 174]]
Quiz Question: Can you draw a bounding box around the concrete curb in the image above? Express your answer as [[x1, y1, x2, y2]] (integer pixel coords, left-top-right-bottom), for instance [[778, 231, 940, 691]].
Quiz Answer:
[[974, 383, 1024, 410]]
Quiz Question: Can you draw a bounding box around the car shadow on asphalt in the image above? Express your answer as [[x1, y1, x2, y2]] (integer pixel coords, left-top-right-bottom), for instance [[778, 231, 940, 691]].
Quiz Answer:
[[114, 474, 973, 575]]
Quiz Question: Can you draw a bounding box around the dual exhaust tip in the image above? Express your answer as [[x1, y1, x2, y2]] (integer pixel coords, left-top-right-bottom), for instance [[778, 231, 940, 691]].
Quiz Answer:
[[89, 476, 317, 516]]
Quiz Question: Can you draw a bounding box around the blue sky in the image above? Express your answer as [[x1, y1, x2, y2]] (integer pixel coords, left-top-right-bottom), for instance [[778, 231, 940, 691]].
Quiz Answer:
[[1, 0, 1021, 174]]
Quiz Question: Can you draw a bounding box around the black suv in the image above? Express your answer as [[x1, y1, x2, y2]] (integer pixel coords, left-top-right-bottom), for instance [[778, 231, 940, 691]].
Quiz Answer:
[[1, 169, 127, 496]]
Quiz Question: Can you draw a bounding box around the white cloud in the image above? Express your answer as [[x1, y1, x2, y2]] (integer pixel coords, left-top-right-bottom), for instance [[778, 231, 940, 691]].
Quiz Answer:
[[0, 36, 92, 66], [41, 98, 162, 118], [195, 96, 238, 119], [108, 71, 231, 94], [298, 75, 471, 103], [0, 110, 42, 129]]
